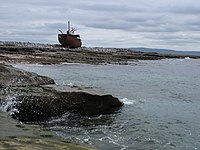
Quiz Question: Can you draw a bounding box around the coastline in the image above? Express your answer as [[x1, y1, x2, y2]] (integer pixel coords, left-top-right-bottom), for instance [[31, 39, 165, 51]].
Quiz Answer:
[[0, 50, 123, 149], [0, 110, 94, 150], [1, 41, 199, 65], [0, 64, 96, 149], [0, 41, 199, 149]]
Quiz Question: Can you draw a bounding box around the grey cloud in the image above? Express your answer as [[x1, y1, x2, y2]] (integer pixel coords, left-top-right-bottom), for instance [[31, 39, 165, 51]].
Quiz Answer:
[[162, 4, 200, 14], [69, 2, 200, 33], [0, 0, 200, 50]]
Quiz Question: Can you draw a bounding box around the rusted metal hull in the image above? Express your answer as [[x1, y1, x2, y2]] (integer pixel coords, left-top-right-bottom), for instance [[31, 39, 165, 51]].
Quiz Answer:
[[58, 34, 82, 48]]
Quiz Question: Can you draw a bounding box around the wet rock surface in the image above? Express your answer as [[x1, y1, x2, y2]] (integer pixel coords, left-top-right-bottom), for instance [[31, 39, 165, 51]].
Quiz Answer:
[[0, 64, 123, 122], [0, 63, 123, 149], [7, 86, 123, 122]]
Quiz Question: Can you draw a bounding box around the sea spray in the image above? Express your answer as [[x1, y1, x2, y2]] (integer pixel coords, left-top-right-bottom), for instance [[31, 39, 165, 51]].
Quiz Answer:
[[0, 87, 20, 116], [120, 98, 136, 105]]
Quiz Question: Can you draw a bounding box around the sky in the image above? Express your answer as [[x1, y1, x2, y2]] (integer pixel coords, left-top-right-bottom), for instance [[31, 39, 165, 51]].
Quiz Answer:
[[0, 0, 200, 51]]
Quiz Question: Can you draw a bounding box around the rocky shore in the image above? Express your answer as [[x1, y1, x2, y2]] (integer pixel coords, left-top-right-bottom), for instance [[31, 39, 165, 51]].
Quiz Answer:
[[0, 41, 199, 149], [0, 63, 123, 149], [1, 41, 199, 65], [0, 111, 94, 150]]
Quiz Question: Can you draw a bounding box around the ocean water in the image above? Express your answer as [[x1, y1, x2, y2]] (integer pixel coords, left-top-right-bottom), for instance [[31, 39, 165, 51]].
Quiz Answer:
[[14, 59, 200, 150]]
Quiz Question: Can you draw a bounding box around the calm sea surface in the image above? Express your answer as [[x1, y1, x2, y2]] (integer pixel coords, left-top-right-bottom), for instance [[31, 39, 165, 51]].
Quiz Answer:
[[14, 59, 200, 150]]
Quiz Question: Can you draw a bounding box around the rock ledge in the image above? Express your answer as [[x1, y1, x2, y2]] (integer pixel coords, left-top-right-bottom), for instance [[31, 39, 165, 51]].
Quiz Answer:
[[0, 64, 123, 122]]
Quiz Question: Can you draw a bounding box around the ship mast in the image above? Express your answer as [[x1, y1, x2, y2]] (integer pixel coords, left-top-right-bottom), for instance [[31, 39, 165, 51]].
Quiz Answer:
[[68, 21, 70, 34]]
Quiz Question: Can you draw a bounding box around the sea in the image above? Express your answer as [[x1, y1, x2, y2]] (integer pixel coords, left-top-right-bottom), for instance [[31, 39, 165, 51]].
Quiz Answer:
[[13, 58, 200, 150]]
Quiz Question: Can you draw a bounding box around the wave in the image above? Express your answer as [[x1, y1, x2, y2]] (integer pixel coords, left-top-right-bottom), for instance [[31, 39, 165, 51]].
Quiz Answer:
[[61, 62, 82, 65], [67, 82, 74, 87], [120, 98, 135, 105], [185, 57, 190, 59], [0, 95, 19, 116]]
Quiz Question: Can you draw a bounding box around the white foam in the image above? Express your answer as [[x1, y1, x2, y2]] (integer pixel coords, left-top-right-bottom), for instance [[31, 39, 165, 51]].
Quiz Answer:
[[61, 62, 81, 65], [185, 57, 190, 60], [0, 96, 19, 115], [67, 82, 74, 87], [120, 98, 135, 105]]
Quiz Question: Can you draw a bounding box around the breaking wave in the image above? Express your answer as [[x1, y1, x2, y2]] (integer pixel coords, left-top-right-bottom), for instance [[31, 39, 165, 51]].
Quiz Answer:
[[120, 98, 135, 105], [0, 95, 19, 116]]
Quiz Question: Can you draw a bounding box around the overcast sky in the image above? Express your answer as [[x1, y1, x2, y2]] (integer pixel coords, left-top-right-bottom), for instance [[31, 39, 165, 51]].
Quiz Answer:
[[1, 0, 200, 51]]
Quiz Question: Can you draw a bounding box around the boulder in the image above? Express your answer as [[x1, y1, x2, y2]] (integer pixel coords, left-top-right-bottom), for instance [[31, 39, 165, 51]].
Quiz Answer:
[[11, 86, 123, 122]]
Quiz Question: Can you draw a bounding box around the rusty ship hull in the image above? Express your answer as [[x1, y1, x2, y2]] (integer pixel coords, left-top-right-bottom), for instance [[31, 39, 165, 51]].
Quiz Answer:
[[58, 34, 82, 48], [58, 21, 82, 48]]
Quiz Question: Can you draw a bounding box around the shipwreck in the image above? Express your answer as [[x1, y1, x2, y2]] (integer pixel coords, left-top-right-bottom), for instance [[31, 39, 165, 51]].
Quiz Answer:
[[58, 21, 82, 48]]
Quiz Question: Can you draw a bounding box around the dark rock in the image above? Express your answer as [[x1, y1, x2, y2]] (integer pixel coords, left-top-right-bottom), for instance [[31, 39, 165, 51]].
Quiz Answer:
[[11, 87, 123, 122], [0, 64, 123, 122]]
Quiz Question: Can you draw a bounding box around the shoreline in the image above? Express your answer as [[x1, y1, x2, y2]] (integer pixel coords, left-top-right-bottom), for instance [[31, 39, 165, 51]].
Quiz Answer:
[[0, 110, 94, 150], [0, 41, 199, 149], [1, 41, 199, 65], [0, 63, 95, 149], [0, 62, 122, 149]]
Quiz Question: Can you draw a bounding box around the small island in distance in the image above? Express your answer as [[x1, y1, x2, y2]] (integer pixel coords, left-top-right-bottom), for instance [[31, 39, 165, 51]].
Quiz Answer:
[[130, 47, 200, 56]]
